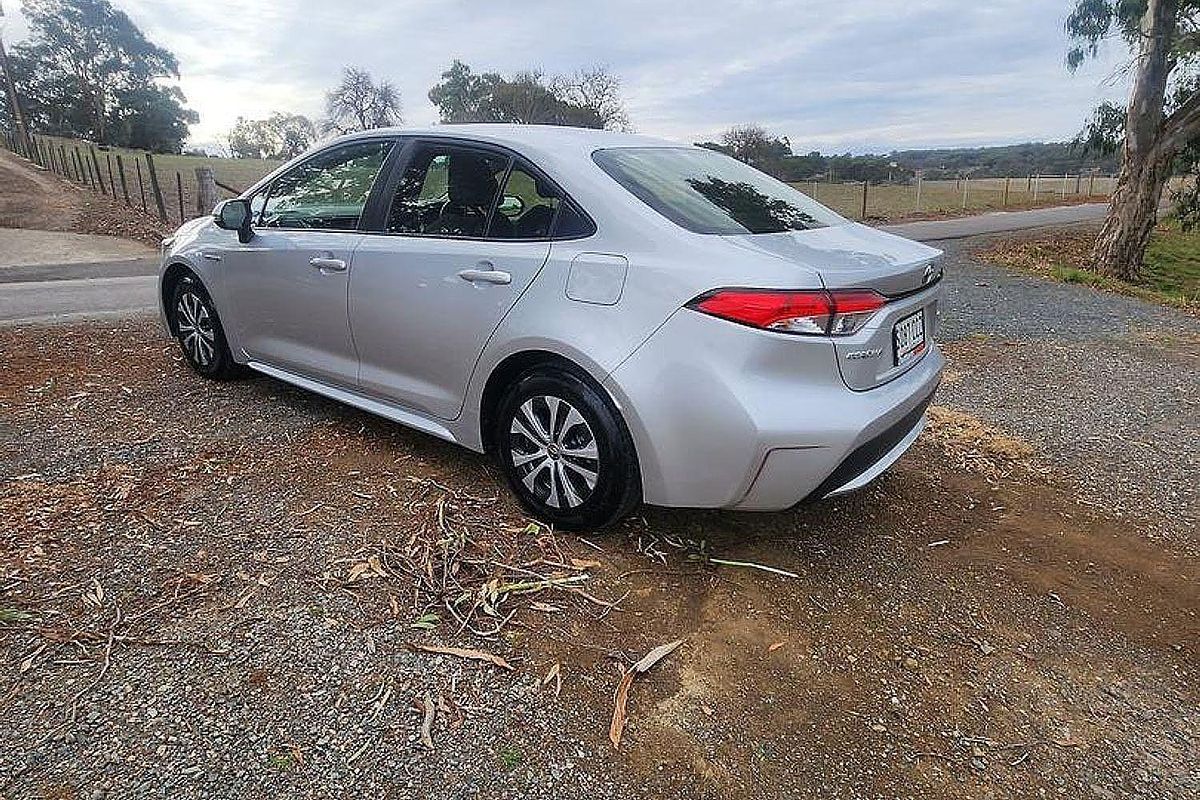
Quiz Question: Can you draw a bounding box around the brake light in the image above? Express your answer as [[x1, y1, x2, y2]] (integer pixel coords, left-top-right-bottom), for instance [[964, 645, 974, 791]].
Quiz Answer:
[[689, 289, 886, 336]]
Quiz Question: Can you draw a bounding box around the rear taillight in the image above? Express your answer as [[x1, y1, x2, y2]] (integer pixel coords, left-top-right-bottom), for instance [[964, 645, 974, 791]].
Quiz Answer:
[[689, 289, 887, 336]]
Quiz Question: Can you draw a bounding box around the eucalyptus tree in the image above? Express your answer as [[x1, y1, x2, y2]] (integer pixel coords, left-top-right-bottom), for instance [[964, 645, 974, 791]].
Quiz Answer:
[[1068, 0, 1200, 279]]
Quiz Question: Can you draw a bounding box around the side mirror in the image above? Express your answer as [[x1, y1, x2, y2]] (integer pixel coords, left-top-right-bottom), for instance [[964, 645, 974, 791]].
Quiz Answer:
[[497, 194, 525, 218], [213, 198, 254, 243]]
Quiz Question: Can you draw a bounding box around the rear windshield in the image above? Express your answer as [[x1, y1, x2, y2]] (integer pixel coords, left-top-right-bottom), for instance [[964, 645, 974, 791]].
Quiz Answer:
[[592, 147, 844, 235]]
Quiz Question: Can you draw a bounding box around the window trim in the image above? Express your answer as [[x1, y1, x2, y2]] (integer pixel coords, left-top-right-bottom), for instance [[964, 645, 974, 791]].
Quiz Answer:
[[364, 135, 597, 243], [248, 136, 402, 234]]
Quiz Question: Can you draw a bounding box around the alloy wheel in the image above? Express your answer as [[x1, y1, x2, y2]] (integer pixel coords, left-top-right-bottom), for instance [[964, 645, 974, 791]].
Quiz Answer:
[[508, 395, 600, 509], [176, 291, 216, 367]]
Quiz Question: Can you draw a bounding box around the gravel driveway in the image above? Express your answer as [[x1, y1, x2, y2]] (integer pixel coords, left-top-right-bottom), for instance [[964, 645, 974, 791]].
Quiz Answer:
[[1, 231, 1197, 799], [936, 230, 1200, 547]]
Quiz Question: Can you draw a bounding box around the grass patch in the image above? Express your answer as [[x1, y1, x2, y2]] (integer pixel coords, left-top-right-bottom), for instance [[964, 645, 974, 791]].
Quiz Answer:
[[498, 744, 524, 771], [978, 222, 1200, 312]]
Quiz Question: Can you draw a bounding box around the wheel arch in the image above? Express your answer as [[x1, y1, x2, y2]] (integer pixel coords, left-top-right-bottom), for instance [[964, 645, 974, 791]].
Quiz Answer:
[[160, 261, 199, 335], [478, 349, 633, 460]]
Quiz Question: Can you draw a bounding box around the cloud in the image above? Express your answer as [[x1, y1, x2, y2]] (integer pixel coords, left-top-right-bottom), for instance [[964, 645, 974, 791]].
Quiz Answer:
[[5, 0, 1132, 153]]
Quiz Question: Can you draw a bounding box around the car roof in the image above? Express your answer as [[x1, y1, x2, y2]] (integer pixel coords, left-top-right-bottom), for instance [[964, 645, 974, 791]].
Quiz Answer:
[[329, 124, 682, 156]]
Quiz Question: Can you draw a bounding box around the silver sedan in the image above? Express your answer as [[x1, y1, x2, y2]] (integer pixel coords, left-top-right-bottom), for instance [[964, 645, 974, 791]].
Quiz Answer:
[[158, 125, 944, 530]]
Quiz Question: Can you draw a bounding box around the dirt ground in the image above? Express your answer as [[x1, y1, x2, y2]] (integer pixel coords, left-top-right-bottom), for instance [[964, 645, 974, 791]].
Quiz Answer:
[[0, 149, 170, 247], [0, 320, 1196, 799]]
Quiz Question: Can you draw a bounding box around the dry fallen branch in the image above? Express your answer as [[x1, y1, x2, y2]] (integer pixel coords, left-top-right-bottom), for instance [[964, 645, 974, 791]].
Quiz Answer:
[[609, 639, 684, 749], [418, 691, 436, 750], [410, 643, 514, 671]]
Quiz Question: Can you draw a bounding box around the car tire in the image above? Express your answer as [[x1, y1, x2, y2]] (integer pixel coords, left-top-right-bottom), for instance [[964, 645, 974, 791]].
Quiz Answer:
[[494, 368, 641, 531], [170, 273, 241, 380]]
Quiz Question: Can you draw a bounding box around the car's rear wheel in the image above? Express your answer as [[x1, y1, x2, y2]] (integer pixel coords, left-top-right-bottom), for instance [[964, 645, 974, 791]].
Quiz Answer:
[[494, 369, 641, 531], [170, 274, 239, 379]]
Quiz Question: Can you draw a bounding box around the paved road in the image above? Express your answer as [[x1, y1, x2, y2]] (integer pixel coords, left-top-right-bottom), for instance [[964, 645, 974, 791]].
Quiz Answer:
[[0, 275, 158, 326], [0, 203, 1112, 325], [879, 201, 1109, 241]]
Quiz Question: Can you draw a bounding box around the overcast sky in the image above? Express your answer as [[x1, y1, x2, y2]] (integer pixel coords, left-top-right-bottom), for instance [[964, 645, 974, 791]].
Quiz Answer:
[[2, 0, 1133, 153]]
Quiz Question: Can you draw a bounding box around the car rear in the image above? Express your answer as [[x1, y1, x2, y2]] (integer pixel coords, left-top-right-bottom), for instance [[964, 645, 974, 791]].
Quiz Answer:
[[591, 145, 944, 510]]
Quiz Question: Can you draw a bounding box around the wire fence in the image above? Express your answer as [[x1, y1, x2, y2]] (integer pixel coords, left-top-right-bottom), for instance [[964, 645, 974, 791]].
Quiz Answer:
[[1, 130, 280, 227], [788, 174, 1122, 221], [1, 128, 1131, 226]]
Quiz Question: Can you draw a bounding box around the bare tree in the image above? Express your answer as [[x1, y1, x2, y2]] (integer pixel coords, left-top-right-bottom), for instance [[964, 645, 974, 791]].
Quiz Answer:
[[719, 124, 791, 171], [553, 66, 631, 131], [321, 67, 402, 135]]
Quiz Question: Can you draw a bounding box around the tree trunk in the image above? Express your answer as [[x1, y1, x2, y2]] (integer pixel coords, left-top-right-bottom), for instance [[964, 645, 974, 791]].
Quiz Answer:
[[1090, 0, 1177, 281], [1090, 148, 1172, 279]]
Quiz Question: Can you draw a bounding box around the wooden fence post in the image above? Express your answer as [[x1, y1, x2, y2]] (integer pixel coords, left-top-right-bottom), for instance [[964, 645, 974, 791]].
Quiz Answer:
[[75, 149, 90, 187], [961, 176, 969, 209], [1089, 173, 1096, 196], [195, 166, 218, 213], [116, 154, 130, 204], [135, 157, 147, 211], [1002, 177, 1010, 208], [143, 152, 168, 221], [89, 147, 107, 195], [176, 171, 185, 222], [107, 154, 116, 196], [860, 181, 868, 220], [915, 174, 923, 211]]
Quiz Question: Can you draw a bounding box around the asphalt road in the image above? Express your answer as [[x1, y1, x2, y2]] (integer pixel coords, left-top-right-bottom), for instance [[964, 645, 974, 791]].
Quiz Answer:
[[0, 203, 1110, 325]]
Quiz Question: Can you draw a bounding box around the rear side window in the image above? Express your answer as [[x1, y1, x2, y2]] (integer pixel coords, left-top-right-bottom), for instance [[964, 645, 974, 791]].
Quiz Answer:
[[552, 201, 595, 238], [387, 144, 511, 237], [491, 161, 561, 240], [259, 140, 392, 230], [593, 147, 843, 235]]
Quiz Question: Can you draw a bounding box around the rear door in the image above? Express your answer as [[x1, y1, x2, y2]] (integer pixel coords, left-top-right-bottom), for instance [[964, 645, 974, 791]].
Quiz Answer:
[[349, 141, 560, 419], [222, 139, 395, 387]]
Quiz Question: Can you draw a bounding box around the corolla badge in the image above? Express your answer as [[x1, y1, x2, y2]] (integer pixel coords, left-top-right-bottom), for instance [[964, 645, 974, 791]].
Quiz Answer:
[[845, 348, 883, 360]]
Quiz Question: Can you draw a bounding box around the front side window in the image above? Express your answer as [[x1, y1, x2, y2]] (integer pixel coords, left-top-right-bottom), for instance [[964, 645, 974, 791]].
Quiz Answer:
[[592, 147, 844, 235], [387, 145, 511, 237], [260, 140, 393, 230]]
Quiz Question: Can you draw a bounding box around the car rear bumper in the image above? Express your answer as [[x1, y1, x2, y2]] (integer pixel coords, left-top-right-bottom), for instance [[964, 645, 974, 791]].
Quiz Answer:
[[602, 307, 944, 511]]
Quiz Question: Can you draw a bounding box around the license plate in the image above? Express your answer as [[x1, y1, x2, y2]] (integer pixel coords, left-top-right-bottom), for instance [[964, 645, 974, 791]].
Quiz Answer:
[[893, 309, 926, 366]]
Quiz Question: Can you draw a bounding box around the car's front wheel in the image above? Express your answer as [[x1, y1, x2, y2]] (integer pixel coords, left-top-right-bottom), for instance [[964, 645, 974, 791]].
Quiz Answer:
[[494, 369, 641, 531], [170, 273, 239, 379]]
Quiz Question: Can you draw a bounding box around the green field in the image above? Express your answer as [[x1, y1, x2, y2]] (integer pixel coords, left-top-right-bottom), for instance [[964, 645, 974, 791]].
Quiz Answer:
[[34, 134, 282, 224], [790, 175, 1120, 221]]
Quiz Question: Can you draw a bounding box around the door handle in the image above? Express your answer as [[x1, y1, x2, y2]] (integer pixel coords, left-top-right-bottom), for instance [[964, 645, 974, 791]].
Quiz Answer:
[[201, 251, 222, 262], [310, 256, 347, 272], [457, 268, 511, 285]]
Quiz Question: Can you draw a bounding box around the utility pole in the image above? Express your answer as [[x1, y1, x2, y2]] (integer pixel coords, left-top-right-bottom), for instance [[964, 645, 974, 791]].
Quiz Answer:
[[0, 1, 32, 154]]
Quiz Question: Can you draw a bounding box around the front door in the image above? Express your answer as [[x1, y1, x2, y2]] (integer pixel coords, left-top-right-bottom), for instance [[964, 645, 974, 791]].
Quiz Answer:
[[350, 143, 560, 419], [222, 139, 394, 387]]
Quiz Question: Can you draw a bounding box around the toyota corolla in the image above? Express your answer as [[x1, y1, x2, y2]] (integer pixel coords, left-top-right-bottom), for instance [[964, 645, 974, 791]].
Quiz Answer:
[[158, 125, 944, 530]]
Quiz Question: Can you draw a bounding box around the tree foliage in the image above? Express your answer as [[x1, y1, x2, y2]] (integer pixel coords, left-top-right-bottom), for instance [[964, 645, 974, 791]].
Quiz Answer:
[[228, 112, 316, 160], [9, 0, 196, 150], [427, 61, 630, 129], [321, 67, 402, 135]]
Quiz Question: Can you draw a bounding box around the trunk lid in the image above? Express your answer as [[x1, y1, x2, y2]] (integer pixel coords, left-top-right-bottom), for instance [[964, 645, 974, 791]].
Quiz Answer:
[[720, 222, 942, 294], [721, 223, 944, 391]]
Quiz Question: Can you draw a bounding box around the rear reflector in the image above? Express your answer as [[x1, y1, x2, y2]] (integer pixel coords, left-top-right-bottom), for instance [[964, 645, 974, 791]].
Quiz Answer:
[[689, 289, 887, 336]]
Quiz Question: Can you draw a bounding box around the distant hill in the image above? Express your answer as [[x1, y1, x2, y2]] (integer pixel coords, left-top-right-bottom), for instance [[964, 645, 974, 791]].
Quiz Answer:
[[888, 142, 1120, 179]]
